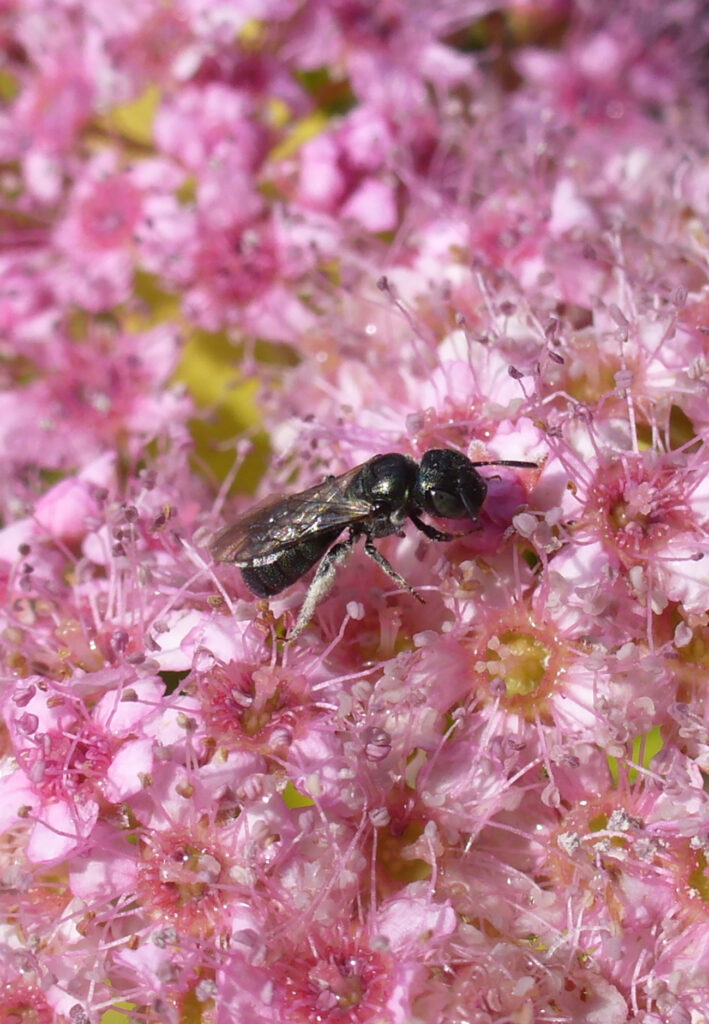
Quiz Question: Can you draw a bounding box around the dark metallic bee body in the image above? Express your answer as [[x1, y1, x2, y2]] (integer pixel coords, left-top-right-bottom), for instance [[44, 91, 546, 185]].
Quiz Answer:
[[210, 449, 535, 637], [240, 531, 341, 597]]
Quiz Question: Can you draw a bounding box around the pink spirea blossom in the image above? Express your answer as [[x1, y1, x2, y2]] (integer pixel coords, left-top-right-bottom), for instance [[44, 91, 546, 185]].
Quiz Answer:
[[1, 2, 709, 1022]]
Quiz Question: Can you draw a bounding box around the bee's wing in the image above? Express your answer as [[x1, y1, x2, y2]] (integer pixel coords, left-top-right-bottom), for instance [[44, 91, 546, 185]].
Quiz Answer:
[[209, 466, 373, 566]]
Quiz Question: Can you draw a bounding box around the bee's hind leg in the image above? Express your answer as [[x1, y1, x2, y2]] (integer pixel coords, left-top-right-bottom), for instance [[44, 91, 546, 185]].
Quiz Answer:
[[289, 534, 356, 639]]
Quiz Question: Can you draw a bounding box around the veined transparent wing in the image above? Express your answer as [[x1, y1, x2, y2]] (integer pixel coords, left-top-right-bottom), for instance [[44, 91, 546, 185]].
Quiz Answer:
[[209, 465, 373, 566]]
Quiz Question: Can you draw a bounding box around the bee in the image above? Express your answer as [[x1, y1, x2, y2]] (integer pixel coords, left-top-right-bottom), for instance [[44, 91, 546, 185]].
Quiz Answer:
[[210, 448, 536, 638]]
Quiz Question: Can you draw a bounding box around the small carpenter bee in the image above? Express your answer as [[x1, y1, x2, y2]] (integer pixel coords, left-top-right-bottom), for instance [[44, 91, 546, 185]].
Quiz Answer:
[[210, 448, 536, 638]]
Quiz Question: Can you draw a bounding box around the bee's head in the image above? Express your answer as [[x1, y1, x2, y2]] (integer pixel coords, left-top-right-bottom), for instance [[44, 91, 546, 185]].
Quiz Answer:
[[412, 449, 487, 520]]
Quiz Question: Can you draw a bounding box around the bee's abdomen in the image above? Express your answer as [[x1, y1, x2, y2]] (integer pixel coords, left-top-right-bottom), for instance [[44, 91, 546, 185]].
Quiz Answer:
[[240, 533, 339, 597]]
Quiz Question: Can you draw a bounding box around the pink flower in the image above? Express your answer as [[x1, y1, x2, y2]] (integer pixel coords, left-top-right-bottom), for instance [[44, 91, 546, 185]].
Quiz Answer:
[[33, 453, 115, 542], [293, 107, 398, 231], [1, 2, 709, 1021], [154, 83, 270, 173]]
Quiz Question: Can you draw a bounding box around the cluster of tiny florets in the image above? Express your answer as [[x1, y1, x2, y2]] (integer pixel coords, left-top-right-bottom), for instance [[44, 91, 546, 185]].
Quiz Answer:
[[1, 2, 709, 1022]]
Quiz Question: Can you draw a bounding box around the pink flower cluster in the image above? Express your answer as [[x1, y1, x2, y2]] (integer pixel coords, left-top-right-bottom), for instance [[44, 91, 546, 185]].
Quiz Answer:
[[1, 1, 709, 1021]]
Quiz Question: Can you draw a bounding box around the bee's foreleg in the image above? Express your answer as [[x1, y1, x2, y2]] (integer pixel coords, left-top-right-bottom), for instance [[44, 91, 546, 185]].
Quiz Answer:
[[362, 538, 424, 603]]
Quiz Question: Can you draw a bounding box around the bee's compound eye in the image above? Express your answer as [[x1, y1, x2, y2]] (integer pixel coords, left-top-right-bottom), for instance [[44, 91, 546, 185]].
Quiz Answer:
[[425, 488, 468, 518]]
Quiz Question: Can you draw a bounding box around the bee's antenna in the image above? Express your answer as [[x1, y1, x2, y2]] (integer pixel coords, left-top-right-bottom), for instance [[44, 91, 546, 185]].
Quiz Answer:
[[469, 460, 538, 469]]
